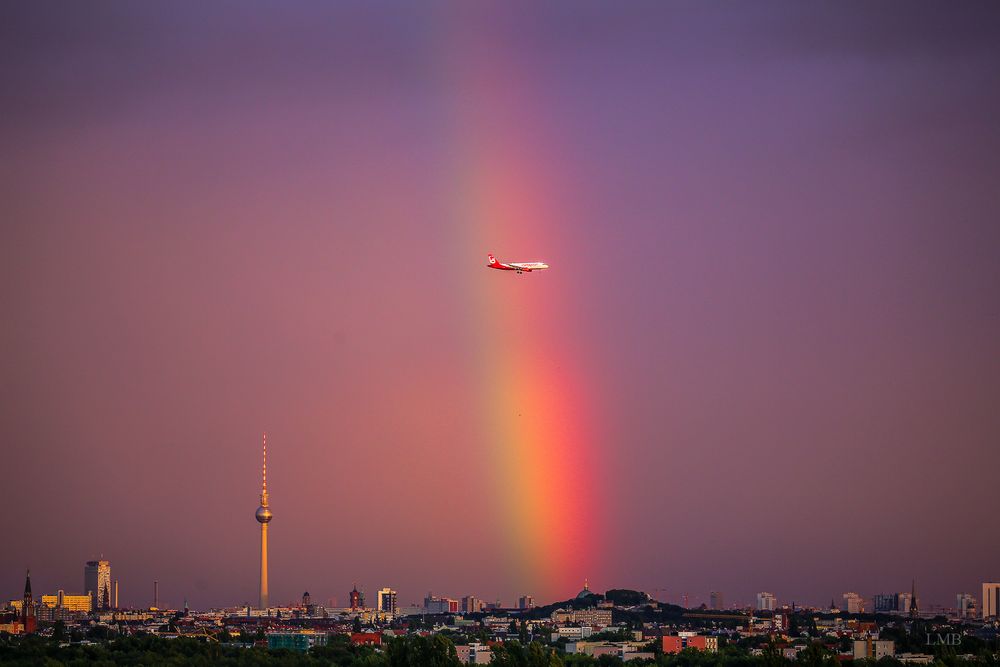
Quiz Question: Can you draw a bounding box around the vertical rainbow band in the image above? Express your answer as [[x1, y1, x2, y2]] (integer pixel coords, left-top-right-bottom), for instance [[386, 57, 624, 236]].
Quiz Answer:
[[448, 44, 603, 598]]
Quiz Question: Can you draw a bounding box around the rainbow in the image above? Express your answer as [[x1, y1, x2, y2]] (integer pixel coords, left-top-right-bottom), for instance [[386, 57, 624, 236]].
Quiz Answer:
[[446, 36, 604, 600]]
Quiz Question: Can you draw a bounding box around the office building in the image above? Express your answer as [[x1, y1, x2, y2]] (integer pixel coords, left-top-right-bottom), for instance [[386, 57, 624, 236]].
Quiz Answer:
[[956, 593, 977, 619], [40, 591, 92, 613], [756, 592, 777, 611], [710, 591, 724, 610], [377, 588, 397, 615], [84, 560, 111, 611], [874, 593, 899, 613], [424, 594, 458, 614], [518, 595, 534, 610], [462, 595, 482, 613], [983, 583, 1000, 619], [842, 592, 865, 614]]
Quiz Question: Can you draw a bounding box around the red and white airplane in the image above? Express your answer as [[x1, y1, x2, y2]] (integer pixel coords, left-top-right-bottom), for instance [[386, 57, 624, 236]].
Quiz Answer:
[[487, 253, 549, 274]]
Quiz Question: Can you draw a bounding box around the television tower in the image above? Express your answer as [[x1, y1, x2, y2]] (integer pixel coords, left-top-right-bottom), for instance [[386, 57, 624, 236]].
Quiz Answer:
[[255, 432, 273, 609]]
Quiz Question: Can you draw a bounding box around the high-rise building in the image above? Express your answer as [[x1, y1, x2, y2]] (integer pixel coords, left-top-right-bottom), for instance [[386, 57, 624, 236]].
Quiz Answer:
[[842, 592, 865, 614], [518, 595, 534, 610], [983, 583, 1000, 619], [254, 433, 273, 609], [84, 560, 111, 611], [21, 570, 37, 634], [377, 588, 397, 615], [350, 584, 364, 610], [873, 593, 899, 613], [909, 580, 919, 618], [462, 595, 481, 614], [710, 592, 724, 610], [897, 592, 912, 614], [756, 592, 777, 611], [956, 593, 977, 619]]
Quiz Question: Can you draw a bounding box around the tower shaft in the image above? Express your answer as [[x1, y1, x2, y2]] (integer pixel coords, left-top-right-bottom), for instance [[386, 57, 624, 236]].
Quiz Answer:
[[260, 522, 269, 609]]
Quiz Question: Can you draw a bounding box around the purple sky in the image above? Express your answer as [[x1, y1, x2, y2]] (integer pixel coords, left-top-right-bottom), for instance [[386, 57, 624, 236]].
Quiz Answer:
[[2, 1, 999, 610]]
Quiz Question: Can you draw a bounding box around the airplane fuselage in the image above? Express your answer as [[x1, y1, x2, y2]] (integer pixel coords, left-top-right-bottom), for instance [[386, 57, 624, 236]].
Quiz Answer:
[[487, 254, 549, 274]]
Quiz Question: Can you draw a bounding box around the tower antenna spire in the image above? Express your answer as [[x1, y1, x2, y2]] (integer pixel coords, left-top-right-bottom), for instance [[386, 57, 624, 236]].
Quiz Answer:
[[261, 431, 268, 505]]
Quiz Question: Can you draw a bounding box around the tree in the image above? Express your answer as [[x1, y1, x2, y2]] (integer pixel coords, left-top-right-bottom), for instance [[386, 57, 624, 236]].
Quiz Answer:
[[797, 641, 839, 667], [51, 620, 66, 642], [605, 590, 650, 607], [353, 616, 364, 633], [386, 634, 461, 667], [492, 640, 564, 667], [527, 641, 563, 667]]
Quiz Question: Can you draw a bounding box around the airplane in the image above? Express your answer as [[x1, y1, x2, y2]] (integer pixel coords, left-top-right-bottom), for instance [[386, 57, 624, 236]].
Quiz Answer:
[[487, 253, 549, 274]]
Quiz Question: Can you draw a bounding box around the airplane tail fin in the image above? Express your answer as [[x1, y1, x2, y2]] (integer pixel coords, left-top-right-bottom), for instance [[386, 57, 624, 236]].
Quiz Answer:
[[487, 253, 497, 265]]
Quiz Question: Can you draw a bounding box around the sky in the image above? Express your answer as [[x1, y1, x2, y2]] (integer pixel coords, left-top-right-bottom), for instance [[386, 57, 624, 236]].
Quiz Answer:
[[2, 1, 999, 611]]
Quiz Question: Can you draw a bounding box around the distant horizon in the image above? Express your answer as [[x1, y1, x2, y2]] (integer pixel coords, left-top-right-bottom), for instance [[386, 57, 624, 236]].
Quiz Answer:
[[8, 565, 996, 613]]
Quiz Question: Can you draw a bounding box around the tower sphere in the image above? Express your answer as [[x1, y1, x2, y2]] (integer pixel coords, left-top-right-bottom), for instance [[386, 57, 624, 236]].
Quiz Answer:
[[255, 506, 272, 523]]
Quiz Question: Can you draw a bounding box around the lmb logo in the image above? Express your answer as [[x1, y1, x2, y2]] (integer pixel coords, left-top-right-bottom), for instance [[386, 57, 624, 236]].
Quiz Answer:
[[926, 633, 962, 646]]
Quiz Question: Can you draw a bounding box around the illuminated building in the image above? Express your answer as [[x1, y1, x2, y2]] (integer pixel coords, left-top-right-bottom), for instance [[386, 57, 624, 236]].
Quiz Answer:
[[422, 593, 459, 614], [853, 639, 895, 660], [984, 583, 1000, 619], [255, 432, 273, 609], [84, 560, 111, 610], [842, 592, 865, 614], [41, 591, 92, 612], [551, 607, 613, 627], [518, 595, 534, 610], [663, 633, 718, 654], [376, 588, 397, 615]]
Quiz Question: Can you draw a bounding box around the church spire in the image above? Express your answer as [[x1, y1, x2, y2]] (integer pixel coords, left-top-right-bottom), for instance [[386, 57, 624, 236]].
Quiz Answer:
[[22, 569, 36, 633]]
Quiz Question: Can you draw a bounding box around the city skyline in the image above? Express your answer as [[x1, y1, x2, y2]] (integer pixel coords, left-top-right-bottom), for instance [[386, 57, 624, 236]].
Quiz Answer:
[[3, 2, 1000, 611], [7, 551, 997, 614]]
